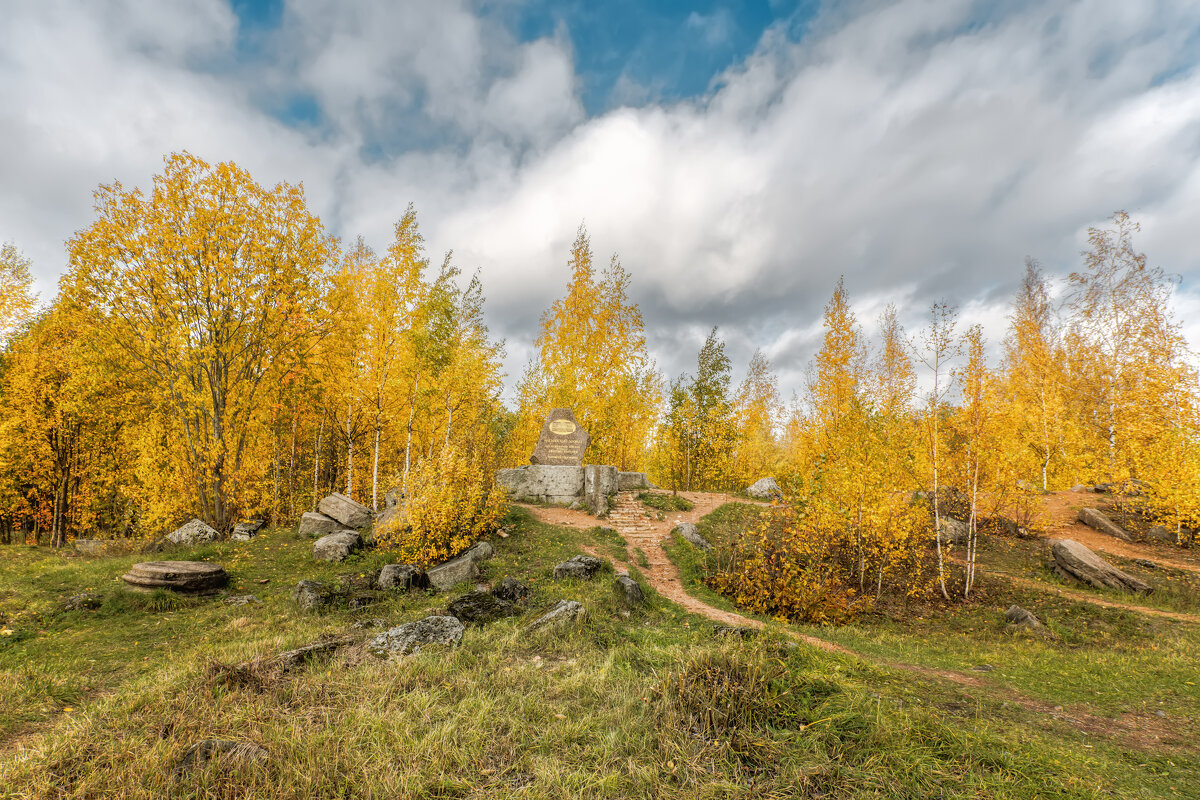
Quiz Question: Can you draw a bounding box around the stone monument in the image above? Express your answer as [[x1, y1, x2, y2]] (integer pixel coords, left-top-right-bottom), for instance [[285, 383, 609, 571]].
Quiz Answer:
[[496, 408, 650, 515], [530, 408, 590, 466]]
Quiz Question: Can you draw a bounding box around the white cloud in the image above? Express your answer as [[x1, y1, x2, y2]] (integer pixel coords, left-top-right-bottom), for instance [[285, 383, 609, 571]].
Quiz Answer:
[[2, 0, 1199, 399]]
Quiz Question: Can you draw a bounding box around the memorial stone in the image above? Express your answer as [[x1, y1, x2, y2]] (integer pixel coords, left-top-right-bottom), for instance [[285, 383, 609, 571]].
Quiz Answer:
[[530, 409, 590, 466]]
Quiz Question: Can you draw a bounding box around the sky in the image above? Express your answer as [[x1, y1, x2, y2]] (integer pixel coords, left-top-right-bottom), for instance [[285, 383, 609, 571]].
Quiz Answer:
[[3, 0, 1200, 403]]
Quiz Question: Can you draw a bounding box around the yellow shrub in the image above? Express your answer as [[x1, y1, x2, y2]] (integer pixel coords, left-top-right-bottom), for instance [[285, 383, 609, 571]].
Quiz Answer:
[[373, 444, 505, 566]]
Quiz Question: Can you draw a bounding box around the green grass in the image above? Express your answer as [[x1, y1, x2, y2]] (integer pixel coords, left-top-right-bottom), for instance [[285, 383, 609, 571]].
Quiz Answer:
[[637, 491, 694, 512], [1, 506, 1198, 798]]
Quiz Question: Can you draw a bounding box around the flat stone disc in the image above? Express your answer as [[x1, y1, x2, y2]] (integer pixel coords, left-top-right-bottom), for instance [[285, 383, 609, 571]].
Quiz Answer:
[[122, 560, 228, 593]]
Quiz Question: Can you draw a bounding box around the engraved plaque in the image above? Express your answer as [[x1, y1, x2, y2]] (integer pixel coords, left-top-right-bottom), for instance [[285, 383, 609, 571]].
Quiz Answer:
[[530, 408, 590, 466]]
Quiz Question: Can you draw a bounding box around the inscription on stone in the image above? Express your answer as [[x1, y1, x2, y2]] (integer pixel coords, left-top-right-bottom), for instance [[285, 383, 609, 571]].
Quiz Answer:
[[530, 408, 590, 466]]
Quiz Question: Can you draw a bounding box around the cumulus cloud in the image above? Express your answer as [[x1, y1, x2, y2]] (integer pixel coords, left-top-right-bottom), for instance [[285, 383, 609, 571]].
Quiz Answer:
[[2, 0, 1199, 401]]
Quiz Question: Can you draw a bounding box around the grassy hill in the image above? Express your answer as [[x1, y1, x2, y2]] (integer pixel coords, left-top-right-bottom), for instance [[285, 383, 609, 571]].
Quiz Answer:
[[1, 503, 1197, 799]]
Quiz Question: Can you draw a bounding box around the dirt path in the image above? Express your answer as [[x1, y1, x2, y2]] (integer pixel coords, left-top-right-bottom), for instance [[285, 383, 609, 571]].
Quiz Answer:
[[1041, 491, 1200, 575], [519, 492, 1183, 748]]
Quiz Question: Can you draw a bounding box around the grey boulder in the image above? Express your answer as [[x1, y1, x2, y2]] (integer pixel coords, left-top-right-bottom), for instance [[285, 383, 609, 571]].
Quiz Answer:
[[318, 492, 373, 530], [937, 517, 971, 545], [299, 511, 339, 538], [426, 541, 495, 591], [313, 530, 361, 562], [291, 580, 332, 610], [745, 478, 783, 501], [672, 522, 711, 552], [225, 594, 260, 606], [553, 554, 602, 579], [1051, 539, 1151, 594], [614, 575, 644, 606], [1077, 508, 1132, 542], [369, 615, 464, 657], [491, 576, 530, 604], [166, 518, 220, 546], [1004, 605, 1042, 629]]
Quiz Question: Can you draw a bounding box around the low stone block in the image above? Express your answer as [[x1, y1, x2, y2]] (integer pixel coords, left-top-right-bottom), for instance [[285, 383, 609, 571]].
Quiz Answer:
[[313, 530, 361, 562], [299, 511, 338, 538], [318, 493, 373, 530]]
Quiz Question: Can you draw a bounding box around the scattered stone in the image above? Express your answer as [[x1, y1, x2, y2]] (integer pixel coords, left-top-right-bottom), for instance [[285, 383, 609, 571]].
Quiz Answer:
[[377, 564, 426, 590], [1148, 525, 1182, 544], [672, 522, 711, 552], [291, 580, 332, 610], [351, 618, 389, 629], [61, 591, 101, 611], [166, 518, 220, 546], [272, 636, 356, 670], [447, 590, 517, 624], [318, 492, 374, 530], [368, 615, 465, 657], [491, 576, 530, 604], [971, 664, 996, 672], [425, 541, 495, 591], [1070, 484, 1091, 493], [73, 539, 108, 556], [1077, 508, 1133, 542], [231, 520, 265, 541], [1051, 539, 1152, 594], [526, 600, 584, 631], [298, 511, 338, 538], [1133, 558, 1158, 570], [1004, 605, 1043, 629], [617, 471, 651, 491], [176, 740, 268, 776], [745, 477, 783, 501], [225, 595, 260, 606], [714, 626, 757, 638], [122, 561, 227, 593], [313, 530, 361, 562], [614, 575, 644, 606], [553, 554, 602, 579], [938, 517, 971, 545]]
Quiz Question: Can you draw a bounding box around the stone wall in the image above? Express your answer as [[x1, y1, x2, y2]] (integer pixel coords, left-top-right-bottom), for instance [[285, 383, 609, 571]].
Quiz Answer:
[[496, 465, 586, 504]]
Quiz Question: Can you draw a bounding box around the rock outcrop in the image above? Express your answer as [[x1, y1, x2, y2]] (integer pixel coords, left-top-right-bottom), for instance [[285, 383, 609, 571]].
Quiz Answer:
[[122, 560, 227, 593], [368, 615, 465, 657], [1077, 508, 1133, 542], [166, 518, 220, 546], [1051, 539, 1151, 594]]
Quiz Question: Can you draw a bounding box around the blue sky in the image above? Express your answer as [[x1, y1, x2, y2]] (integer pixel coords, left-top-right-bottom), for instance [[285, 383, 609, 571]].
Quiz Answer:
[[3, 0, 1200, 397]]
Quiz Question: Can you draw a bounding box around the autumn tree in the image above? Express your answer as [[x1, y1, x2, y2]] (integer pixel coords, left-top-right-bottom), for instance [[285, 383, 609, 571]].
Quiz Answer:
[[513, 224, 661, 470], [732, 349, 783, 487], [65, 152, 338, 532], [1, 242, 36, 348]]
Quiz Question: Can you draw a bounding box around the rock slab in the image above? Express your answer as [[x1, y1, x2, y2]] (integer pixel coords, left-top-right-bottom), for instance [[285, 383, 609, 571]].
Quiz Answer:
[[369, 615, 464, 657], [745, 478, 783, 501], [426, 541, 494, 591], [313, 530, 361, 562], [318, 493, 373, 530], [299, 511, 339, 538], [231, 520, 265, 541], [673, 522, 711, 552], [1051, 539, 1151, 594], [527, 599, 584, 631], [446, 590, 517, 624], [166, 518, 220, 546], [122, 561, 227, 593], [1077, 508, 1132, 542], [553, 554, 602, 579]]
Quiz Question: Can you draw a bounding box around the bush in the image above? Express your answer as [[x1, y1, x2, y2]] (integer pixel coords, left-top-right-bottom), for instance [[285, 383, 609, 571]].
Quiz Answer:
[[373, 444, 505, 567]]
